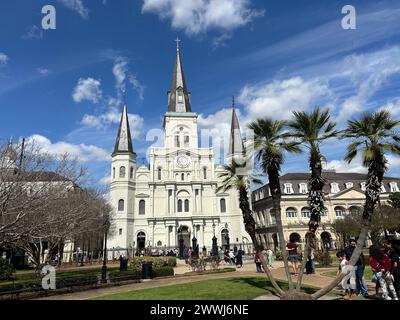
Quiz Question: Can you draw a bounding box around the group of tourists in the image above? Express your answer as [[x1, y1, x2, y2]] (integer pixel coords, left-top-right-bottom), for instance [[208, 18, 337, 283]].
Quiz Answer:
[[337, 239, 399, 300], [219, 247, 244, 268]]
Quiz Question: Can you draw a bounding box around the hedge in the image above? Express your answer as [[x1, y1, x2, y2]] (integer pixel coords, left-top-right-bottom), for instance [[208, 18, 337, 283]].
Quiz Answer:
[[151, 266, 174, 278], [131, 257, 176, 269]]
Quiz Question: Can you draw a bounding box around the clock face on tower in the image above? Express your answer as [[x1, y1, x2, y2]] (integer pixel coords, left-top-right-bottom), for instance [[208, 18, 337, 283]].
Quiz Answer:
[[176, 155, 190, 168]]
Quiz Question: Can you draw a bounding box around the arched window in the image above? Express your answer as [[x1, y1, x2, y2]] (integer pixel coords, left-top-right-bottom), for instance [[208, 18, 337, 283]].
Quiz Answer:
[[113, 167, 115, 179], [184, 135, 189, 147], [177, 89, 184, 104], [334, 206, 345, 218], [118, 199, 124, 211], [139, 200, 145, 215], [184, 199, 189, 212], [130, 167, 134, 179], [175, 135, 180, 148], [203, 167, 207, 180], [286, 207, 297, 219], [181, 173, 185, 181], [157, 241, 162, 246], [301, 208, 311, 219], [220, 198, 226, 213], [178, 200, 183, 212], [158, 168, 162, 180], [119, 166, 126, 178]]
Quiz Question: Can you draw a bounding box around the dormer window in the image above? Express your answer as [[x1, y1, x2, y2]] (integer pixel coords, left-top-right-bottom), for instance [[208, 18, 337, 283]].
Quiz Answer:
[[345, 182, 354, 189], [284, 183, 294, 194], [177, 89, 184, 104], [331, 183, 340, 194], [390, 182, 399, 193], [299, 183, 308, 194], [360, 182, 366, 191]]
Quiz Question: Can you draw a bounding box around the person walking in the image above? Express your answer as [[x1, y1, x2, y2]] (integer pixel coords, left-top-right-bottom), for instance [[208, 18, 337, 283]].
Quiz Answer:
[[345, 238, 369, 297], [254, 251, 262, 272], [286, 240, 299, 275], [306, 248, 315, 274], [369, 245, 398, 300], [235, 249, 243, 268], [266, 247, 273, 268], [229, 250, 235, 265], [384, 241, 400, 296]]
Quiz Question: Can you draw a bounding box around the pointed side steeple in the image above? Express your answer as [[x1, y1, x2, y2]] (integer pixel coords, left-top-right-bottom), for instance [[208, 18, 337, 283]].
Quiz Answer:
[[112, 99, 135, 157], [168, 38, 192, 113], [228, 97, 244, 157]]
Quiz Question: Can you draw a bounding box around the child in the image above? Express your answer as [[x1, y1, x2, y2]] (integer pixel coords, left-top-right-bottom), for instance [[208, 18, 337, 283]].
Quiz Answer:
[[337, 250, 356, 299], [369, 245, 398, 300]]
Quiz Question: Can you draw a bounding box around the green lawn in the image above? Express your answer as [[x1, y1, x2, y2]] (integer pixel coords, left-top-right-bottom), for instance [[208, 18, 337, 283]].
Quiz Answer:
[[323, 267, 373, 281], [93, 277, 320, 300]]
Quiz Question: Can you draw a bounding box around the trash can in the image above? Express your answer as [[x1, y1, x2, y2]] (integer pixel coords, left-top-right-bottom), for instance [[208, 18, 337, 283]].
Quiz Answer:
[[142, 262, 153, 280]]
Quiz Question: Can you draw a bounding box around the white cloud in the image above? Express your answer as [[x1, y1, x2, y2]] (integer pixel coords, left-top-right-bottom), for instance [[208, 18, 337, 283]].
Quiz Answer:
[[326, 156, 367, 174], [21, 25, 43, 40], [141, 0, 264, 36], [379, 99, 400, 117], [100, 175, 111, 186], [26, 134, 109, 162], [37, 68, 51, 76], [198, 107, 240, 162], [335, 48, 400, 123], [238, 77, 330, 121], [72, 78, 103, 103], [58, 0, 90, 19], [0, 52, 8, 65], [112, 57, 144, 100], [81, 107, 144, 139]]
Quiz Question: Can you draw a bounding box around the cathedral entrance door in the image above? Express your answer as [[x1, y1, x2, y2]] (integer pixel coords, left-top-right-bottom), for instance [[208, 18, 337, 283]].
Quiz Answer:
[[177, 226, 191, 251], [137, 232, 146, 252]]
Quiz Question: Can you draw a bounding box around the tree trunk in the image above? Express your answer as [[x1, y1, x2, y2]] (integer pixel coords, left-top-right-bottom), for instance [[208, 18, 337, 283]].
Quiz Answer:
[[312, 154, 384, 299], [238, 186, 285, 297], [267, 166, 294, 290]]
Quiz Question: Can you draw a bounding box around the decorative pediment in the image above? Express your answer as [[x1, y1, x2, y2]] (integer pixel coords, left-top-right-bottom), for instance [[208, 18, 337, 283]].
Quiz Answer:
[[136, 193, 150, 198], [330, 187, 365, 199]]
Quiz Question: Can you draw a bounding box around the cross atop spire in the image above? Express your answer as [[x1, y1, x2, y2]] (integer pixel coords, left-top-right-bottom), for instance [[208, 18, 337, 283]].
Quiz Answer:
[[167, 39, 192, 113], [175, 37, 181, 52]]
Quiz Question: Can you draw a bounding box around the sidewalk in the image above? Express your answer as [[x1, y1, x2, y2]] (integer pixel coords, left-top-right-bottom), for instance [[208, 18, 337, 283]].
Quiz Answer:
[[36, 260, 343, 300]]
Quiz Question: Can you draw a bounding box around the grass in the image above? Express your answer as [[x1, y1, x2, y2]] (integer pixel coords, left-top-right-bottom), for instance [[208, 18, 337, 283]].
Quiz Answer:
[[0, 266, 120, 288], [93, 277, 323, 300], [322, 266, 373, 281]]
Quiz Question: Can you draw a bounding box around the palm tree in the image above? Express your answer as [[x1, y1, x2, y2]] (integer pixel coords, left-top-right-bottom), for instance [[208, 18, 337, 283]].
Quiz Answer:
[[312, 110, 400, 299], [248, 118, 301, 291], [217, 159, 285, 296], [288, 107, 340, 289]]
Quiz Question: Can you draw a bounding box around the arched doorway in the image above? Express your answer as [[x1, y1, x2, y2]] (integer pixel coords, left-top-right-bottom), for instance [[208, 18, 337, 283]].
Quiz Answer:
[[221, 229, 230, 251], [321, 231, 332, 250], [137, 232, 146, 251], [177, 226, 191, 249]]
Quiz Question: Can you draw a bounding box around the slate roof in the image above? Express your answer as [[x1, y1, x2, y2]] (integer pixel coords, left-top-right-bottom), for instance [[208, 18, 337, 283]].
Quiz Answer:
[[252, 171, 400, 201]]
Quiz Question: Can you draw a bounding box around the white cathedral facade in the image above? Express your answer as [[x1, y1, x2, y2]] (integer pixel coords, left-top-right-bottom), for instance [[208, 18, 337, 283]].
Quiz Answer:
[[107, 46, 249, 256]]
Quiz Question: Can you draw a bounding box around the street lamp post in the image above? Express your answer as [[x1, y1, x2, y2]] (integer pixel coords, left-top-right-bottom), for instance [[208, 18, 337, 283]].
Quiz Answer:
[[212, 222, 218, 257], [101, 219, 110, 284]]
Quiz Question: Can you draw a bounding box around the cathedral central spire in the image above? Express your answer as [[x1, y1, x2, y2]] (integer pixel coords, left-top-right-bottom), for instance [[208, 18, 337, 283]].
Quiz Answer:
[[168, 39, 192, 113], [113, 98, 135, 156], [228, 96, 245, 157]]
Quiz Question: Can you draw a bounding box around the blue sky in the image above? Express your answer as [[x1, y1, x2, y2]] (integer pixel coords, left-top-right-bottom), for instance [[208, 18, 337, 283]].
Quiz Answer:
[[0, 0, 399, 186]]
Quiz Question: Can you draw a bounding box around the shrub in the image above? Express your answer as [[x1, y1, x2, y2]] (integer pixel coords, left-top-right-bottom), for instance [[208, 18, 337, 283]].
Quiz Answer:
[[152, 266, 174, 278], [314, 250, 333, 267], [56, 275, 98, 289], [189, 258, 207, 272], [274, 250, 283, 261], [131, 257, 176, 269], [0, 258, 15, 280]]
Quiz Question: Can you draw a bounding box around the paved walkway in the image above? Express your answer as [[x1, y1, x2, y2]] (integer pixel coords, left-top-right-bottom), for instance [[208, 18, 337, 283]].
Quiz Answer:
[[36, 261, 344, 300]]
